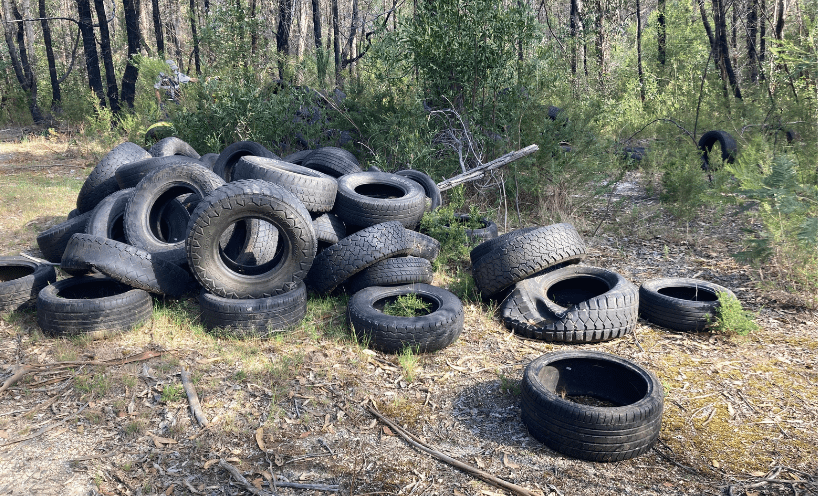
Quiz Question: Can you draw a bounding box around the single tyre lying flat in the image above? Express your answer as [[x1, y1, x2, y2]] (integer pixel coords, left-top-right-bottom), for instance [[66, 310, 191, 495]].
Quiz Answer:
[[37, 275, 153, 338], [233, 156, 338, 212], [347, 283, 463, 353], [521, 350, 663, 462], [639, 277, 734, 332], [187, 180, 316, 299], [61, 234, 196, 297], [334, 172, 426, 229], [199, 281, 308, 337], [301, 147, 361, 177], [0, 257, 56, 314], [472, 223, 586, 297], [345, 256, 433, 294], [501, 265, 638, 343], [451, 213, 498, 244]]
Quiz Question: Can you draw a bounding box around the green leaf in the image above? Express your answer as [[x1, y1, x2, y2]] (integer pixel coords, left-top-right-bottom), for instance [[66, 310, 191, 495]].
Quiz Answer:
[[797, 217, 818, 248]]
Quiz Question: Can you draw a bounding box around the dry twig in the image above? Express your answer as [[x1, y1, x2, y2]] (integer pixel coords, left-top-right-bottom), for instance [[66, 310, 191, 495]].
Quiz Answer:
[[180, 367, 208, 427]]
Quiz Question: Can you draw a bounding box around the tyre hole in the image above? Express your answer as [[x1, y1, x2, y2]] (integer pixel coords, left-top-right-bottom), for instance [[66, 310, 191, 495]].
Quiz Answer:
[[657, 286, 717, 302], [218, 219, 283, 276], [57, 280, 132, 299], [545, 276, 610, 307], [0, 266, 34, 282], [373, 294, 438, 317], [539, 358, 647, 406], [148, 187, 195, 243], [354, 183, 405, 199]]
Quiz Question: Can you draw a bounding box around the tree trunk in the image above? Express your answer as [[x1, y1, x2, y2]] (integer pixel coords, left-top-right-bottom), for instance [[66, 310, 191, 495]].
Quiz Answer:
[[121, 0, 141, 108], [657, 0, 666, 65], [569, 0, 582, 75], [747, 0, 758, 82], [297, 0, 306, 61], [712, 0, 742, 98], [698, 0, 729, 97], [76, 0, 106, 107], [94, 0, 120, 113], [636, 0, 644, 101], [277, 0, 294, 79], [332, 0, 340, 84], [344, 0, 358, 75], [759, 0, 766, 80], [250, 0, 257, 55], [594, 0, 604, 87], [190, 0, 200, 74], [39, 0, 61, 109], [152, 0, 164, 57], [1, 0, 43, 123]]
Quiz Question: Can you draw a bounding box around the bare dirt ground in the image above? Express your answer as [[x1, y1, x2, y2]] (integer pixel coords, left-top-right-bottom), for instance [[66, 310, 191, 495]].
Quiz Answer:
[[0, 129, 816, 496]]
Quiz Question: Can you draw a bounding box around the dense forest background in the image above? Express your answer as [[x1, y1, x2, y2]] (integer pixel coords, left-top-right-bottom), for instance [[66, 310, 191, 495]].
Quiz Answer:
[[1, 0, 817, 300]]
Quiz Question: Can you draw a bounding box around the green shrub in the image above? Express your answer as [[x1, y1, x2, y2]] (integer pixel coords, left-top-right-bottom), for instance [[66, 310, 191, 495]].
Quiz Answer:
[[383, 294, 432, 317], [709, 291, 759, 336]]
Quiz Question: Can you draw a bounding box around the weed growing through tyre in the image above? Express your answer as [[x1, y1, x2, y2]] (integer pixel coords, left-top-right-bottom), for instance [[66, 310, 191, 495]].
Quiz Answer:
[[420, 202, 484, 269], [708, 291, 759, 336], [382, 294, 432, 317], [397, 345, 421, 382]]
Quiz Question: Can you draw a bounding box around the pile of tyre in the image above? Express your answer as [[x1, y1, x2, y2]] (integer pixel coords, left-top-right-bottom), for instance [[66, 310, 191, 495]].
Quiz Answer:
[[467, 221, 735, 462], [6, 137, 462, 349]]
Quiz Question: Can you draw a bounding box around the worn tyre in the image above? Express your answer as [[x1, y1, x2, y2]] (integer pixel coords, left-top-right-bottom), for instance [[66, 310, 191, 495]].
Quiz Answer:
[[36, 211, 93, 263], [76, 142, 151, 213], [501, 265, 638, 342], [521, 350, 663, 462], [187, 180, 316, 299], [36, 275, 153, 338], [312, 213, 346, 244], [85, 188, 135, 242], [200, 153, 219, 169], [345, 256, 434, 294], [639, 278, 734, 332], [306, 221, 411, 294], [451, 213, 498, 243], [406, 230, 440, 262], [233, 156, 338, 212], [124, 162, 225, 265], [334, 172, 426, 229], [698, 130, 737, 171], [395, 169, 442, 211], [472, 223, 586, 297], [302, 147, 361, 178], [148, 136, 201, 159], [347, 283, 463, 353], [282, 149, 313, 165], [0, 257, 57, 314], [213, 141, 277, 182], [469, 227, 537, 266], [114, 156, 206, 189], [61, 234, 196, 297], [199, 281, 307, 337]]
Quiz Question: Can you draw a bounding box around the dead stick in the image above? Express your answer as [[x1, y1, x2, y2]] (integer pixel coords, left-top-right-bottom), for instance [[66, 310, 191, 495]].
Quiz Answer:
[[0, 403, 87, 447], [437, 144, 539, 192], [0, 365, 32, 394], [180, 367, 208, 427], [366, 405, 537, 496], [271, 481, 340, 491], [218, 459, 268, 496]]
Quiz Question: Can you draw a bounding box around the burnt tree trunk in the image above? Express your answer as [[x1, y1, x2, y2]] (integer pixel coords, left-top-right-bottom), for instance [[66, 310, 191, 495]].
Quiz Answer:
[[636, 0, 644, 101], [77, 0, 106, 106], [190, 0, 200, 74], [759, 0, 766, 80], [94, 0, 120, 113], [712, 0, 742, 98], [698, 0, 729, 98], [2, 0, 43, 122], [39, 0, 61, 109], [569, 0, 583, 75], [152, 0, 164, 57], [332, 0, 340, 83], [277, 0, 294, 79], [121, 0, 141, 107], [250, 0, 257, 55], [657, 0, 666, 65], [747, 0, 758, 82]]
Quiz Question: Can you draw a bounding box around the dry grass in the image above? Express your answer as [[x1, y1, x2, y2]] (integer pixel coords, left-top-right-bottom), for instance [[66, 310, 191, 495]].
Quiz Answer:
[[0, 133, 816, 495]]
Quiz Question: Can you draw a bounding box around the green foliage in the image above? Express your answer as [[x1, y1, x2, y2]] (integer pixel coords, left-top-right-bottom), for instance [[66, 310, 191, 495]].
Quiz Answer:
[[420, 199, 485, 269], [709, 292, 759, 336], [382, 294, 432, 317], [448, 268, 481, 304], [160, 383, 183, 403], [397, 345, 420, 382]]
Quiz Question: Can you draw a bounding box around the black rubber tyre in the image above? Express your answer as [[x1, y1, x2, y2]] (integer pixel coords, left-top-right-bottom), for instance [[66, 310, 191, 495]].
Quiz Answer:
[[200, 153, 219, 169], [347, 283, 463, 353], [395, 170, 443, 211], [114, 155, 206, 189], [301, 147, 361, 178], [521, 350, 664, 462], [233, 156, 338, 212], [76, 142, 151, 213], [500, 265, 639, 342], [282, 149, 313, 165], [67, 209, 80, 220], [199, 281, 307, 337], [0, 257, 57, 314], [698, 130, 737, 171], [36, 211, 93, 263], [187, 179, 316, 299], [450, 213, 498, 243], [406, 230, 440, 262], [61, 234, 196, 297], [124, 162, 226, 265], [213, 141, 277, 182], [85, 188, 135, 242], [334, 172, 426, 229], [472, 223, 586, 297], [148, 136, 201, 159], [469, 227, 538, 266], [345, 256, 434, 294], [306, 221, 411, 294], [639, 278, 735, 332], [36, 275, 153, 338], [312, 213, 346, 244]]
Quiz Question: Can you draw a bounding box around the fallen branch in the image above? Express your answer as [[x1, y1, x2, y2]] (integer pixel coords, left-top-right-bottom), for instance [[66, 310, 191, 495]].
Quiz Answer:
[[218, 459, 266, 496], [180, 367, 208, 427], [366, 404, 539, 496], [0, 402, 87, 447], [271, 481, 340, 491], [0, 365, 32, 394], [437, 144, 539, 192]]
